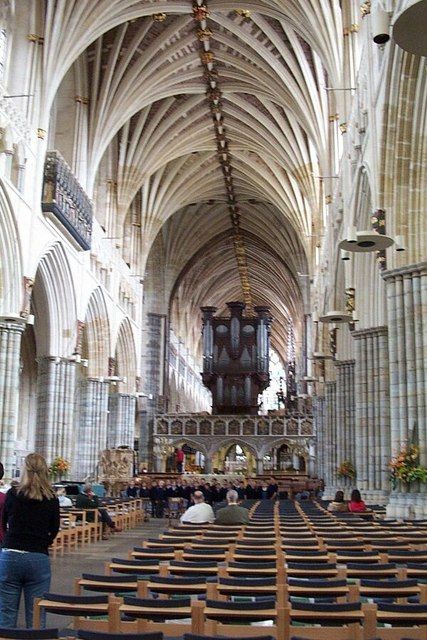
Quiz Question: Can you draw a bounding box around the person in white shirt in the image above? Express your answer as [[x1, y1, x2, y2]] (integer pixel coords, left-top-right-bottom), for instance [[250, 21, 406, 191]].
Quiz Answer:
[[180, 490, 214, 524], [56, 486, 72, 507]]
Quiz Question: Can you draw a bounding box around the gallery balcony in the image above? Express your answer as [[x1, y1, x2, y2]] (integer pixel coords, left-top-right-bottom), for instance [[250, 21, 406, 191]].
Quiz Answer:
[[41, 150, 92, 250], [155, 413, 314, 439]]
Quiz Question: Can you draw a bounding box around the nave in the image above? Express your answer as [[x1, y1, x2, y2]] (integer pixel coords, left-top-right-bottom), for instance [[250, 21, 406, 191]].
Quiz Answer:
[[13, 498, 427, 640]]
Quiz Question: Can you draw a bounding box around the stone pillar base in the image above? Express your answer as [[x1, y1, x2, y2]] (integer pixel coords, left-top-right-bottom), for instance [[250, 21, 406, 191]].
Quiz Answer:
[[386, 492, 427, 519], [322, 485, 339, 501], [363, 490, 389, 506]]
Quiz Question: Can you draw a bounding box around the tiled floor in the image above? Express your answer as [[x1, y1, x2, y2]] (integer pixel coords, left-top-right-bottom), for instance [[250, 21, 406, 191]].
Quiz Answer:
[[17, 517, 169, 630]]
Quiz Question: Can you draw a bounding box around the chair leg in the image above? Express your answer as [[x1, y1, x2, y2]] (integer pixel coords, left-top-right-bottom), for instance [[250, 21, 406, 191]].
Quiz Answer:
[[191, 600, 205, 634], [33, 599, 42, 629]]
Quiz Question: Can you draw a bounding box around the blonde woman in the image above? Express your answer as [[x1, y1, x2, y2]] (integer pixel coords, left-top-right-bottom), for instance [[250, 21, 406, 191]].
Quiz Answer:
[[0, 453, 60, 628]]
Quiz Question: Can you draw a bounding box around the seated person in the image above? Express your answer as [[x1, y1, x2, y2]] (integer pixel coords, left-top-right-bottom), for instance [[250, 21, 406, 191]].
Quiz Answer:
[[245, 480, 256, 499], [215, 489, 250, 525], [348, 488, 367, 513], [327, 490, 348, 512], [258, 481, 269, 500], [180, 490, 214, 524], [56, 486, 72, 507], [295, 489, 310, 501], [267, 476, 278, 499], [149, 480, 167, 518], [126, 480, 138, 498], [76, 484, 122, 539]]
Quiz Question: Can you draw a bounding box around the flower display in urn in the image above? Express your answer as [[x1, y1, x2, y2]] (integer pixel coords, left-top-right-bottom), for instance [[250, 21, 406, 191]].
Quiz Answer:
[[337, 460, 356, 480], [389, 444, 427, 489], [49, 456, 70, 481]]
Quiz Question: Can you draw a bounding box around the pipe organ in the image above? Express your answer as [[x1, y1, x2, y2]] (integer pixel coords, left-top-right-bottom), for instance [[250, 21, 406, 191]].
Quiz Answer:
[[201, 302, 272, 414]]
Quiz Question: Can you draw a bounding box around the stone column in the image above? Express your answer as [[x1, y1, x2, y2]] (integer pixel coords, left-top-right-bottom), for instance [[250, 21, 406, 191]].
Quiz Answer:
[[0, 319, 26, 475], [77, 378, 109, 480], [382, 263, 427, 517], [323, 381, 337, 499], [353, 327, 390, 504], [314, 396, 325, 480], [107, 393, 136, 449], [204, 456, 212, 474], [144, 313, 166, 470], [334, 361, 355, 494], [35, 357, 76, 465]]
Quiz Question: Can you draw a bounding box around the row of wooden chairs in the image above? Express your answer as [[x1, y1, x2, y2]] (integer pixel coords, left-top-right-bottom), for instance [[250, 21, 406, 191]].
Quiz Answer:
[[32, 591, 427, 639], [51, 499, 146, 558], [33, 499, 427, 639]]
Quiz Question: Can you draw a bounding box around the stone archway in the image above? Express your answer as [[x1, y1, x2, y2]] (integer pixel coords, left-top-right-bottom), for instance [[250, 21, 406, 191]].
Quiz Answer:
[[210, 438, 259, 476]]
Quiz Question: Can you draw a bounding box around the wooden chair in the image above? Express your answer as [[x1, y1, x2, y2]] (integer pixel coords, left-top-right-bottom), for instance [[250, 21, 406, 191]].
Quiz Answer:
[[107, 558, 161, 576], [138, 575, 208, 598], [184, 633, 274, 640], [224, 560, 280, 578], [131, 547, 175, 561], [322, 539, 366, 552], [345, 562, 401, 580], [387, 549, 427, 563], [235, 539, 277, 548], [50, 528, 65, 559], [209, 575, 284, 605], [112, 596, 193, 635], [286, 561, 340, 579], [143, 538, 189, 550], [333, 550, 381, 564], [286, 577, 351, 602], [33, 593, 117, 632], [286, 601, 365, 640], [203, 531, 240, 540], [166, 559, 220, 576], [405, 563, 427, 580], [75, 574, 139, 595], [363, 602, 427, 640], [233, 548, 279, 562], [283, 549, 330, 563], [73, 508, 100, 544], [348, 578, 427, 603], [181, 547, 227, 562], [191, 598, 286, 639], [0, 630, 59, 640], [282, 538, 321, 550], [191, 538, 233, 549], [77, 631, 163, 640]]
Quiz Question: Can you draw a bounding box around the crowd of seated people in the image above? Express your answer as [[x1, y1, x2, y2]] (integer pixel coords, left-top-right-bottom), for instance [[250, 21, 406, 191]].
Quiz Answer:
[[124, 476, 281, 517]]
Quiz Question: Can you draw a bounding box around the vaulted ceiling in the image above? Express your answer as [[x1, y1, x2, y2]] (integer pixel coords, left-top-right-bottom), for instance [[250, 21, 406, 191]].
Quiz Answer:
[[48, 0, 344, 358]]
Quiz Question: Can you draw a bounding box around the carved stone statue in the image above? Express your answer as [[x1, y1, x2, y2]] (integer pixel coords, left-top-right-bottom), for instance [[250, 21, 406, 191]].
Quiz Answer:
[[98, 448, 133, 496]]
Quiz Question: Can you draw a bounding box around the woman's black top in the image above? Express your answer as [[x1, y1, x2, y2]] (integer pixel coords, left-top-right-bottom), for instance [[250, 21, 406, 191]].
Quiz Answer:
[[2, 488, 60, 554]]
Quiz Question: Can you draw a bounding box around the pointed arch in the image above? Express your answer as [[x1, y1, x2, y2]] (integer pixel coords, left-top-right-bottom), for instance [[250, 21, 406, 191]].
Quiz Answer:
[[83, 287, 111, 377], [0, 179, 22, 314], [213, 438, 259, 460], [114, 317, 137, 393], [31, 242, 77, 356]]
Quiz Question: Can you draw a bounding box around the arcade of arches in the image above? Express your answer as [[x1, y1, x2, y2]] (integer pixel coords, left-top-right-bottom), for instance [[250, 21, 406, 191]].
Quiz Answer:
[[0, 1, 425, 518]]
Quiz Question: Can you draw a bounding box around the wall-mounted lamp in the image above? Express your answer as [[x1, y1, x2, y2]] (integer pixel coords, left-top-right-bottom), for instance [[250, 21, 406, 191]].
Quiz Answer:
[[395, 235, 406, 252]]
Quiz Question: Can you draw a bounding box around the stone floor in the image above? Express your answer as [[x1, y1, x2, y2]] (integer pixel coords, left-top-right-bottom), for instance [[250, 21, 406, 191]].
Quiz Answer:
[[18, 517, 169, 630]]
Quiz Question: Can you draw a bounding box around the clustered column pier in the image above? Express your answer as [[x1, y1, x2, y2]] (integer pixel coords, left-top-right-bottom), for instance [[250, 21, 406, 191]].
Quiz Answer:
[[0, 320, 26, 476]]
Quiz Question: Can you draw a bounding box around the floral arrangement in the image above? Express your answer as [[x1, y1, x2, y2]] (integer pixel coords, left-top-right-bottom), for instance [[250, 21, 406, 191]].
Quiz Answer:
[[389, 444, 427, 488], [337, 460, 356, 479], [49, 457, 70, 479]]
